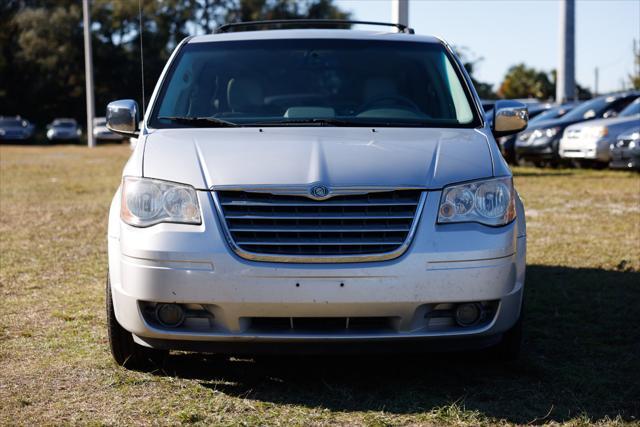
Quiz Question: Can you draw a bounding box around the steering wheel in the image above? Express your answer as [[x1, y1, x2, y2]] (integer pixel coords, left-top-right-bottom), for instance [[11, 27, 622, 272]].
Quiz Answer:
[[359, 96, 422, 114]]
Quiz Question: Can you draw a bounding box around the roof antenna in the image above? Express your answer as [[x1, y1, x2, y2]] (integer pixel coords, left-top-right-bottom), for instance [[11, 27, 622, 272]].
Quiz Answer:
[[138, 0, 146, 118]]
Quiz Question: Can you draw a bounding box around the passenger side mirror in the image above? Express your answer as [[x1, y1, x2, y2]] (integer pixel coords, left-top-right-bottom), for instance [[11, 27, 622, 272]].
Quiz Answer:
[[492, 100, 528, 138], [106, 99, 139, 136]]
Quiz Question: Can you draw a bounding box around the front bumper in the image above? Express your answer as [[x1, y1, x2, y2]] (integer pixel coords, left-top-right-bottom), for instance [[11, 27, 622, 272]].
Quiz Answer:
[[559, 137, 611, 161], [108, 190, 526, 351], [515, 141, 556, 160]]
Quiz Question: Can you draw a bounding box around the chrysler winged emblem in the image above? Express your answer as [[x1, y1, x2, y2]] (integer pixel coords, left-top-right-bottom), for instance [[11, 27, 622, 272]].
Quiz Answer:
[[310, 185, 329, 200]]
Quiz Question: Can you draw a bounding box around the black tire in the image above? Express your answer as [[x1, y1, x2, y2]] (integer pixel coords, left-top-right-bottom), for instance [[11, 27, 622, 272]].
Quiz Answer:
[[106, 274, 167, 370], [492, 308, 523, 361]]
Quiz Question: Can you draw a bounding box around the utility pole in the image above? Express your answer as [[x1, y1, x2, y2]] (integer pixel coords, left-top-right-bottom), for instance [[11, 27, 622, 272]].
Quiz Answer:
[[82, 0, 95, 148], [391, 0, 409, 28], [594, 67, 598, 97], [556, 0, 576, 103]]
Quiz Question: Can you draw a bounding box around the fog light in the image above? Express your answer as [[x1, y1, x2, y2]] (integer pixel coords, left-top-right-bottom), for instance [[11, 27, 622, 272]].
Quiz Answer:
[[455, 303, 481, 327], [155, 303, 185, 328]]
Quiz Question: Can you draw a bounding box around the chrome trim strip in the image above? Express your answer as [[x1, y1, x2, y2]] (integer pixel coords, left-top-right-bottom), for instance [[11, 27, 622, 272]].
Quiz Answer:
[[210, 183, 428, 199], [212, 190, 428, 264]]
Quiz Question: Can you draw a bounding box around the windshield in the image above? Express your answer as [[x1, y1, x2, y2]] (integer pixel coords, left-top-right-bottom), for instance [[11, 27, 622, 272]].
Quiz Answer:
[[150, 39, 479, 128], [0, 119, 23, 127], [54, 122, 75, 128], [530, 105, 573, 124], [560, 97, 614, 122], [619, 98, 640, 117]]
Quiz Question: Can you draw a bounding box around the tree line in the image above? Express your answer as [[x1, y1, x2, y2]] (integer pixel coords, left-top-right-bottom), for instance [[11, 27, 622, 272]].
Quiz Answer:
[[4, 1, 635, 129]]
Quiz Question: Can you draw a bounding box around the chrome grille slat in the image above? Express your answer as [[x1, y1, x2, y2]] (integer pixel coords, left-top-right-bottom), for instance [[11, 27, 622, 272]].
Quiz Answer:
[[228, 226, 411, 232], [215, 189, 424, 261], [235, 239, 406, 246], [222, 201, 419, 207], [224, 214, 416, 220]]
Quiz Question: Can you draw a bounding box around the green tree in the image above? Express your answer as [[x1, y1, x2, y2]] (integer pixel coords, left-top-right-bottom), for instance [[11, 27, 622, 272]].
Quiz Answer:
[[498, 63, 554, 99], [630, 40, 640, 90], [0, 0, 350, 131]]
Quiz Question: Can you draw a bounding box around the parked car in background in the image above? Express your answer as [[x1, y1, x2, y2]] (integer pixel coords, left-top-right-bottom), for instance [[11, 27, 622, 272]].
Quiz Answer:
[[515, 92, 639, 166], [0, 115, 35, 142], [609, 126, 640, 170], [46, 118, 81, 142], [528, 102, 579, 125], [104, 22, 528, 370], [94, 117, 125, 143], [559, 98, 640, 168], [496, 102, 555, 164]]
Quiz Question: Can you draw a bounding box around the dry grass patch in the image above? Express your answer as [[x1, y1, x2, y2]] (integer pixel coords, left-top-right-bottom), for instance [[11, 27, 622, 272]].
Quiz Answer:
[[1, 145, 638, 425]]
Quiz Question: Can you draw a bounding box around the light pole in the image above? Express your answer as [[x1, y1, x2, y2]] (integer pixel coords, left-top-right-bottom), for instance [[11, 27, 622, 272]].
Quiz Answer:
[[391, 0, 409, 28], [556, 0, 576, 103], [82, 0, 95, 147]]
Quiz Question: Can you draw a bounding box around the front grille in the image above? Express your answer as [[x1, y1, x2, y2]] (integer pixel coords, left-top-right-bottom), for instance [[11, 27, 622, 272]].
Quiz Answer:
[[566, 129, 582, 139], [216, 190, 423, 259]]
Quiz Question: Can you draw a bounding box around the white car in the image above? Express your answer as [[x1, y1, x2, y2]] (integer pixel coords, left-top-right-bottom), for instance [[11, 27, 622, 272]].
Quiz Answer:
[[93, 117, 125, 143], [105, 20, 528, 369], [559, 98, 640, 167]]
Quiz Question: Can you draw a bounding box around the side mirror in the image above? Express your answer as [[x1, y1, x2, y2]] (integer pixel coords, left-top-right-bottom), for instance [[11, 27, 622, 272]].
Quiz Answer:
[[492, 100, 528, 138], [106, 99, 139, 136]]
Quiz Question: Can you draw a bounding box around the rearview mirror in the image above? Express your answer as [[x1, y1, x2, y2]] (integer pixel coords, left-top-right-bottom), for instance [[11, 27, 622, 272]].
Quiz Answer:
[[492, 100, 528, 138], [106, 99, 139, 136], [602, 109, 618, 119]]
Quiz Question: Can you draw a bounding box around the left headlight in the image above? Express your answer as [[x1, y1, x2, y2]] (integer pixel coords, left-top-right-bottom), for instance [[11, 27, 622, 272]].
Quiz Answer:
[[530, 126, 561, 145], [437, 177, 516, 227], [120, 176, 201, 227]]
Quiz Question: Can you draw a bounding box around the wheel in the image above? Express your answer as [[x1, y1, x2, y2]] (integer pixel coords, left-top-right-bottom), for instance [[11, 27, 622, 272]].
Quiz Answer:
[[492, 308, 523, 361], [106, 274, 167, 370]]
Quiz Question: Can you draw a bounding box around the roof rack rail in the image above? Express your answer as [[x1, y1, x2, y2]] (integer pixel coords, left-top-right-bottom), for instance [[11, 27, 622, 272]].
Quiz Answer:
[[215, 19, 415, 34]]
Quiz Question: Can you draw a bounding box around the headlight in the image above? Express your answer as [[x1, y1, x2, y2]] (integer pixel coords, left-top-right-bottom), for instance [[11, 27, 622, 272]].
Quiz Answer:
[[530, 127, 561, 145], [120, 176, 201, 227], [438, 177, 516, 226]]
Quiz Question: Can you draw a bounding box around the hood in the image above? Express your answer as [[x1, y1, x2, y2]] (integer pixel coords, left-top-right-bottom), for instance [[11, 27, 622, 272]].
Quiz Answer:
[[566, 114, 640, 131], [525, 117, 581, 132], [142, 127, 494, 190]]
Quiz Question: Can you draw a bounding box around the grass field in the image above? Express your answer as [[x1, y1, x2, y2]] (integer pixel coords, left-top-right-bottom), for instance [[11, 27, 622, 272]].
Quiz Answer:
[[1, 144, 639, 426]]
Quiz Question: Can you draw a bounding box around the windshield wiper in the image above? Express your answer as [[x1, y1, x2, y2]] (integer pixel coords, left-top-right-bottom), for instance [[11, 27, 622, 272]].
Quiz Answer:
[[248, 118, 362, 127], [158, 116, 240, 127]]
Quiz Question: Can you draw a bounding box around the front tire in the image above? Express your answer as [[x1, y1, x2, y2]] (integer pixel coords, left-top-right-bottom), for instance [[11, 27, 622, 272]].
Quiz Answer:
[[106, 274, 167, 370]]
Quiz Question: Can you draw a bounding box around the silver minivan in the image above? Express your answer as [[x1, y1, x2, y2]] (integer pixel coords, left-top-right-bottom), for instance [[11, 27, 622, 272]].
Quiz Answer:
[[105, 21, 528, 369]]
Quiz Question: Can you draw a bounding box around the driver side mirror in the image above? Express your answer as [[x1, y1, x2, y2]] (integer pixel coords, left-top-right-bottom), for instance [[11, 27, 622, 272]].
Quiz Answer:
[[492, 100, 528, 138], [106, 99, 139, 136]]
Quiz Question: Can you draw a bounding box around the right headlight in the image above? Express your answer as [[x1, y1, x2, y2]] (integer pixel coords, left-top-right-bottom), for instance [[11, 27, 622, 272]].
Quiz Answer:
[[120, 176, 201, 227], [437, 177, 516, 226]]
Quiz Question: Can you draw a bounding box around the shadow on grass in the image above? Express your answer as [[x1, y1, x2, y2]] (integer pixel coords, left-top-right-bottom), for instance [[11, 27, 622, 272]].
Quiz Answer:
[[157, 265, 640, 424]]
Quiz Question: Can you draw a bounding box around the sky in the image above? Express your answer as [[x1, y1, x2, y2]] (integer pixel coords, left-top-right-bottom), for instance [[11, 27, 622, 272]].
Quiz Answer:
[[335, 0, 640, 94]]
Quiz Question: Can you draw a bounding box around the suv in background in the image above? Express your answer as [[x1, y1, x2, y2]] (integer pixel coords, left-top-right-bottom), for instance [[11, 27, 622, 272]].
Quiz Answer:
[[515, 92, 639, 166], [0, 115, 35, 142], [559, 98, 640, 168], [46, 118, 81, 142], [104, 20, 528, 370]]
